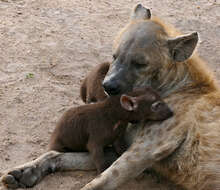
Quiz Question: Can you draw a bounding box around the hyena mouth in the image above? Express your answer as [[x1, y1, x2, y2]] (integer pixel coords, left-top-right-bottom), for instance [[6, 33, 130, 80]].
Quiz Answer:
[[102, 80, 122, 96], [104, 88, 121, 96]]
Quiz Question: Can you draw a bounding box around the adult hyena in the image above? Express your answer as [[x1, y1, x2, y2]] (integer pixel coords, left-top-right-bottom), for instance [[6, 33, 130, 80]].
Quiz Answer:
[[1, 4, 220, 190]]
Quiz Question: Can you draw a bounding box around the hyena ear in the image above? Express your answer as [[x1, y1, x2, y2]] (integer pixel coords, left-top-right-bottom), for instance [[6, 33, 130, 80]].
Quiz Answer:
[[168, 32, 199, 62], [120, 95, 138, 111], [131, 4, 151, 20]]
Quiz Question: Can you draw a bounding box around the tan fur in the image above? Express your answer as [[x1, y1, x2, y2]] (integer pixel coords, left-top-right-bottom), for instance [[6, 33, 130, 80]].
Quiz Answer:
[[152, 16, 219, 91], [132, 17, 220, 190], [114, 17, 219, 93], [152, 88, 220, 190]]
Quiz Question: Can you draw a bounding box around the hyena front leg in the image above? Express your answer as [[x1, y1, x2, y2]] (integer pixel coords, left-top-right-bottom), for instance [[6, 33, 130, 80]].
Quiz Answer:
[[81, 123, 186, 190], [1, 150, 118, 189], [1, 151, 62, 189]]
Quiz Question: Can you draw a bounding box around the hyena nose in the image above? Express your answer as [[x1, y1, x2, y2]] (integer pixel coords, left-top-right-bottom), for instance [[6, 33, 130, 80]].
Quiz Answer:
[[102, 80, 120, 95]]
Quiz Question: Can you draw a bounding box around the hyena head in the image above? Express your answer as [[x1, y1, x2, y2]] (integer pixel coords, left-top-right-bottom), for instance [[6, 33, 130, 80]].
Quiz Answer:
[[103, 4, 198, 96]]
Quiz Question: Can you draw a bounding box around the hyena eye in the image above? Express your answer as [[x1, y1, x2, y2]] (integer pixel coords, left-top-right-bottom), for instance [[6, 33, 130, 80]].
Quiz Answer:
[[132, 60, 147, 69]]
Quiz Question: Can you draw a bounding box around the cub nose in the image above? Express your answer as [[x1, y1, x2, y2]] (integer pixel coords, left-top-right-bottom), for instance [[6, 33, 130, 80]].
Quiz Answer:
[[102, 80, 120, 95]]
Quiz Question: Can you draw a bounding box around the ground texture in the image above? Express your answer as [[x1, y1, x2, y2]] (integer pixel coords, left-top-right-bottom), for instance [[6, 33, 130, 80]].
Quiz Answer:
[[0, 0, 219, 189]]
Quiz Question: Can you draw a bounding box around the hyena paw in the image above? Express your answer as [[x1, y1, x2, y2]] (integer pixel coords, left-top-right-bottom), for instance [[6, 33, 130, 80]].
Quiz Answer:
[[1, 166, 41, 189]]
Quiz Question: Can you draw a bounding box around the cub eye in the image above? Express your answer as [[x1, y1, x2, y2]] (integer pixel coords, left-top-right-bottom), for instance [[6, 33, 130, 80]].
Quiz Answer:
[[151, 101, 164, 112]]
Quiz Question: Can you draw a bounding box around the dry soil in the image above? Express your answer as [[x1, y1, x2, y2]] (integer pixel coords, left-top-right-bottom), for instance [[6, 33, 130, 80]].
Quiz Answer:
[[0, 0, 219, 189]]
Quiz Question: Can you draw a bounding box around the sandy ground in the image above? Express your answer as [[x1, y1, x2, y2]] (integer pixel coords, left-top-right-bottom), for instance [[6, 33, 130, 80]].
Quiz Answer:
[[0, 0, 219, 189]]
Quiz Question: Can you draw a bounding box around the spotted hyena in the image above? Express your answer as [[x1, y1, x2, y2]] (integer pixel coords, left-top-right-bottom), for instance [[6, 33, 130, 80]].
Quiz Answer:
[[1, 4, 220, 190]]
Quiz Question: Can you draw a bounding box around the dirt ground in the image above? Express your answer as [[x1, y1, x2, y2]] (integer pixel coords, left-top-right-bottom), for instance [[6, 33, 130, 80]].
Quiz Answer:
[[0, 0, 219, 189]]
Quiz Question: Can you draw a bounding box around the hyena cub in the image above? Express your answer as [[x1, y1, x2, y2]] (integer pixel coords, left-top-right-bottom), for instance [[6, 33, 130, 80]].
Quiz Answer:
[[49, 87, 173, 173], [80, 62, 110, 103]]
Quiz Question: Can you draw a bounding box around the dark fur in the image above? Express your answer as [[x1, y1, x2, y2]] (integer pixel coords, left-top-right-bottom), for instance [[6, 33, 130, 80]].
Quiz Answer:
[[80, 62, 110, 103], [49, 87, 173, 173]]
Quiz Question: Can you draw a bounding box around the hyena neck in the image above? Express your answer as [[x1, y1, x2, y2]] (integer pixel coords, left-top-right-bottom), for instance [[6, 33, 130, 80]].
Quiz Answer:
[[156, 57, 219, 97], [156, 62, 193, 97], [135, 62, 193, 98]]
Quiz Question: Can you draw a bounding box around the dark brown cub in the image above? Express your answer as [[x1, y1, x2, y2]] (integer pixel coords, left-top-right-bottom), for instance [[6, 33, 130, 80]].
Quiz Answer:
[[49, 87, 173, 173], [80, 62, 110, 103]]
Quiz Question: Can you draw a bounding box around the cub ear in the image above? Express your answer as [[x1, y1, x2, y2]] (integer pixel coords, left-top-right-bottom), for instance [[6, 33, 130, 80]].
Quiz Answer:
[[168, 32, 199, 62], [131, 4, 151, 20], [120, 95, 138, 111]]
